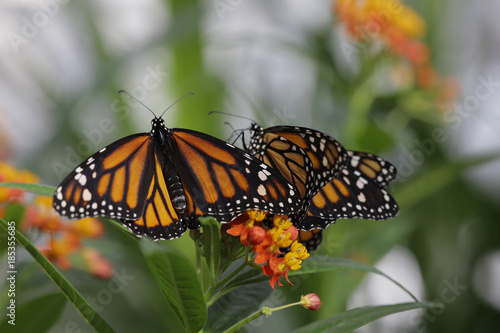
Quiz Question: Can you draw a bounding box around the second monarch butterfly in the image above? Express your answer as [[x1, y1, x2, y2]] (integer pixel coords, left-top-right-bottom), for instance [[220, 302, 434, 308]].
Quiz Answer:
[[53, 99, 304, 240], [229, 121, 399, 232], [236, 123, 350, 225]]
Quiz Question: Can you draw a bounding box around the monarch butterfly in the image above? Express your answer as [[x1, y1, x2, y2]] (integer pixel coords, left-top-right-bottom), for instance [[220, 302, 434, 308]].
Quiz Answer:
[[233, 122, 399, 231], [53, 108, 304, 241], [239, 123, 350, 224]]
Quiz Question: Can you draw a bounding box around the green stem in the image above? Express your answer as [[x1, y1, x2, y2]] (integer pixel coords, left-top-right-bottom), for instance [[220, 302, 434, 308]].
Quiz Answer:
[[195, 241, 204, 292], [223, 308, 270, 333], [343, 50, 387, 148], [223, 301, 305, 332], [269, 301, 302, 312], [0, 217, 116, 332], [216, 258, 250, 289], [205, 259, 249, 306], [344, 83, 375, 149]]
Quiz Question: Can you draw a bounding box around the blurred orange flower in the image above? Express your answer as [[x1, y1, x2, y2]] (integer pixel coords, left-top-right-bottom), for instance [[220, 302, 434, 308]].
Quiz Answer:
[[0, 162, 39, 203], [0, 162, 112, 279], [334, 0, 459, 107], [81, 248, 113, 279]]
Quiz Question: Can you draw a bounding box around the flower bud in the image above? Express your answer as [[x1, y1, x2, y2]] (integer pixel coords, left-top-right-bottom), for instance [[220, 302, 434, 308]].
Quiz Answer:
[[247, 226, 266, 245], [301, 293, 322, 311], [287, 225, 298, 241]]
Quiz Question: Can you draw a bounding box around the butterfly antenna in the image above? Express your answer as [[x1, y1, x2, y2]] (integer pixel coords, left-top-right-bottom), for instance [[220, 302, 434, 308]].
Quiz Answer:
[[159, 92, 195, 118], [118, 90, 157, 118], [208, 110, 256, 123], [224, 122, 247, 145], [224, 121, 237, 133]]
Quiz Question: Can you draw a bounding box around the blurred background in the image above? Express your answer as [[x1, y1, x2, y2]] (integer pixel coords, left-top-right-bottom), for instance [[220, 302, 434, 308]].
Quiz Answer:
[[1, 0, 500, 332]]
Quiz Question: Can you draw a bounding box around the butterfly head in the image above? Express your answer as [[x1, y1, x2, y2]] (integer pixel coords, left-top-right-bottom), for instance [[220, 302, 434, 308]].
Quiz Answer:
[[248, 122, 263, 136], [150, 117, 167, 132], [150, 117, 169, 144]]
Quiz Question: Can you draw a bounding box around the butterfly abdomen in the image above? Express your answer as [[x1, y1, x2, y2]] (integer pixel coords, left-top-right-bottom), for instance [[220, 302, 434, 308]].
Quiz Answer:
[[167, 173, 186, 212]]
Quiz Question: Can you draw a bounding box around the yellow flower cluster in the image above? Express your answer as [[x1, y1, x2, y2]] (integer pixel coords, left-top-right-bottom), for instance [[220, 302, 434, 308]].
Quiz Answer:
[[228, 211, 311, 288]]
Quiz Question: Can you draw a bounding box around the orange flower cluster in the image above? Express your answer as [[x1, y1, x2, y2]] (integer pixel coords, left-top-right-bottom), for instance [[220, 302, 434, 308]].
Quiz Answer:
[[227, 210, 310, 289], [0, 162, 39, 202], [334, 0, 459, 106], [0, 162, 112, 279], [335, 0, 427, 63]]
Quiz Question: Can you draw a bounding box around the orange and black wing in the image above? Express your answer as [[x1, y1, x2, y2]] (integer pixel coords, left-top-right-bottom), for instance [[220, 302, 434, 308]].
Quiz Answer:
[[171, 129, 304, 223], [253, 135, 313, 201], [299, 168, 399, 230], [53, 133, 184, 240], [258, 125, 349, 190], [297, 229, 323, 252], [53, 133, 154, 220], [347, 151, 397, 188], [121, 154, 185, 240]]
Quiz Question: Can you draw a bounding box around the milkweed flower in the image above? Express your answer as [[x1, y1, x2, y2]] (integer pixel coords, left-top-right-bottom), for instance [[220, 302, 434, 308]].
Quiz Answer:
[[0, 162, 39, 203], [229, 212, 310, 288], [227, 210, 267, 246], [81, 248, 113, 279], [24, 195, 108, 275], [334, 0, 459, 106], [247, 226, 266, 245], [334, 0, 426, 51], [0, 162, 111, 278], [40, 233, 81, 270], [334, 0, 428, 65]]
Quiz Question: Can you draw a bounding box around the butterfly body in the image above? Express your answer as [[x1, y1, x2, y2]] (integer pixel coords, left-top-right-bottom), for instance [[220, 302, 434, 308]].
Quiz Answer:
[[54, 117, 303, 240]]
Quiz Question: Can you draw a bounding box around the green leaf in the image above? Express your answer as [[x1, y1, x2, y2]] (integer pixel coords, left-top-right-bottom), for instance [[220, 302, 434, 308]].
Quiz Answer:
[[0, 182, 55, 197], [140, 239, 207, 333], [221, 267, 264, 291], [205, 281, 271, 332], [3, 203, 26, 224], [0, 217, 116, 332], [288, 256, 418, 301], [292, 302, 440, 333], [223, 256, 417, 302], [100, 217, 137, 241], [0, 293, 66, 333], [199, 217, 221, 283]]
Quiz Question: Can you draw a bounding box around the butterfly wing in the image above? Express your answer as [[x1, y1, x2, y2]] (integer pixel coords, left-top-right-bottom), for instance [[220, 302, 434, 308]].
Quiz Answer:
[[53, 133, 154, 221], [297, 229, 323, 252], [53, 133, 185, 240], [299, 168, 399, 230], [171, 129, 303, 223], [348, 151, 397, 187], [253, 135, 313, 200], [258, 125, 349, 190], [121, 154, 185, 240]]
